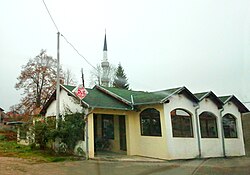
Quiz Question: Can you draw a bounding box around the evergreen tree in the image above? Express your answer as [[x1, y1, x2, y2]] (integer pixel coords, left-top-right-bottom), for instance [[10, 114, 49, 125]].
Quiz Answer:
[[113, 63, 129, 89]]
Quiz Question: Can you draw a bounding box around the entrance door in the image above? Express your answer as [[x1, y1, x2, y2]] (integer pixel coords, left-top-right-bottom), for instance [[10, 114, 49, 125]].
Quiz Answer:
[[119, 116, 127, 151]]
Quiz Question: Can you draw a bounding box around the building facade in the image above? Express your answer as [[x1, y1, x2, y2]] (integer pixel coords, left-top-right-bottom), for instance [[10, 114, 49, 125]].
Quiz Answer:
[[41, 85, 248, 160]]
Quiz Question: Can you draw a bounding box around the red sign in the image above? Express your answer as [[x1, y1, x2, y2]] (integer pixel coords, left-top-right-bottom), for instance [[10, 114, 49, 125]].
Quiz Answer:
[[75, 85, 88, 100]]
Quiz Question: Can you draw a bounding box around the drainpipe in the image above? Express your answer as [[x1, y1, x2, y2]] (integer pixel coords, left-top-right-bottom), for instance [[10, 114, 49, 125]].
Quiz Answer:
[[195, 104, 201, 158], [131, 95, 134, 110], [220, 108, 226, 157]]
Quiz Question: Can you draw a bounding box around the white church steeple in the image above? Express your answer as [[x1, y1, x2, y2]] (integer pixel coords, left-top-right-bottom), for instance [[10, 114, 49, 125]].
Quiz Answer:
[[101, 31, 110, 87]]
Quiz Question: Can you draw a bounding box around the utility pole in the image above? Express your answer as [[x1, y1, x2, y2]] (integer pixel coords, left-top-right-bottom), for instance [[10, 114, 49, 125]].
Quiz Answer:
[[81, 68, 85, 87], [56, 32, 60, 128], [81, 68, 89, 159]]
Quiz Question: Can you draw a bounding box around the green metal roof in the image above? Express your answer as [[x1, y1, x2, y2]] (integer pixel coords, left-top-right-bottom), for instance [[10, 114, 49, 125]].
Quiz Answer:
[[194, 92, 209, 100], [62, 85, 76, 92], [194, 91, 223, 109], [83, 88, 132, 110], [42, 84, 248, 114], [62, 85, 132, 110], [103, 86, 181, 105], [219, 96, 231, 103], [219, 95, 249, 113]]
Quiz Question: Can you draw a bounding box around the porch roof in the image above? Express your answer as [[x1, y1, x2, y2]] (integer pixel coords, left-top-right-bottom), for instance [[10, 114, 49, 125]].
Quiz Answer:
[[83, 88, 133, 110], [63, 85, 133, 110]]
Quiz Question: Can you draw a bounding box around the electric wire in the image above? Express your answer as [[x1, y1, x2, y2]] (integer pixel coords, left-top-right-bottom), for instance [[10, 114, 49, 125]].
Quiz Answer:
[[42, 0, 97, 71], [42, 0, 60, 33], [61, 34, 98, 70]]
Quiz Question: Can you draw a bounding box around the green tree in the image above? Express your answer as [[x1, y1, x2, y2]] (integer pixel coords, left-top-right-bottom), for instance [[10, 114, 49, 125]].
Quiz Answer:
[[113, 63, 129, 89]]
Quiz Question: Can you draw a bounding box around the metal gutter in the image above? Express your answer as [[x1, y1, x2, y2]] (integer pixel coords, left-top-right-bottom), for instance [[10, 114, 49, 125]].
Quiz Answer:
[[220, 107, 226, 157], [194, 104, 201, 158]]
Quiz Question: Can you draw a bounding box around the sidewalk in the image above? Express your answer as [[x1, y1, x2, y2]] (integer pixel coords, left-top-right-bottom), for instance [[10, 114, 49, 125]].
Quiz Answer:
[[91, 151, 166, 162]]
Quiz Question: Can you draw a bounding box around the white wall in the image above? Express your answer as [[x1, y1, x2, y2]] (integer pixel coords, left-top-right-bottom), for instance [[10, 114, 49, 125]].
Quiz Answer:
[[164, 94, 200, 160], [222, 102, 245, 156], [45, 88, 87, 155], [45, 89, 83, 117], [198, 98, 223, 158]]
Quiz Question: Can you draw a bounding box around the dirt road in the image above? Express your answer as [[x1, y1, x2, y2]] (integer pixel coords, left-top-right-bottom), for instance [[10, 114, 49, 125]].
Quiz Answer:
[[0, 156, 250, 175]]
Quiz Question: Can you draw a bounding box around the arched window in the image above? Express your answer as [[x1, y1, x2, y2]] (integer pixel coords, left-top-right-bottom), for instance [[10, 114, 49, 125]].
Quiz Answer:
[[140, 108, 162, 136], [223, 114, 237, 138], [171, 109, 193, 137], [199, 112, 218, 138]]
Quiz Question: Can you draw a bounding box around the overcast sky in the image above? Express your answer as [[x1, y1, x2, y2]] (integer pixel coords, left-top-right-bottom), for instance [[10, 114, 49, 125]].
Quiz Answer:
[[1, 0, 250, 111]]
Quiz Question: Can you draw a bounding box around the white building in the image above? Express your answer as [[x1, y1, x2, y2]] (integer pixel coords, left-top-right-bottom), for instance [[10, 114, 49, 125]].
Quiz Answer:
[[41, 85, 248, 160]]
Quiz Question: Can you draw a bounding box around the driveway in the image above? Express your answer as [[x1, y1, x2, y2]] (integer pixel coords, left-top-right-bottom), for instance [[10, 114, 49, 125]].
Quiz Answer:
[[0, 156, 250, 175]]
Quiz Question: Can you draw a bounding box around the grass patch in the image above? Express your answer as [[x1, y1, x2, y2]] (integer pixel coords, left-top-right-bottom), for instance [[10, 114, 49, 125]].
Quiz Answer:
[[0, 140, 73, 163]]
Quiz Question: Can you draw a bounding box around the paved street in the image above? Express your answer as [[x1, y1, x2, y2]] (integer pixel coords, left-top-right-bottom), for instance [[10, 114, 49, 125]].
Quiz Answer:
[[1, 156, 250, 175]]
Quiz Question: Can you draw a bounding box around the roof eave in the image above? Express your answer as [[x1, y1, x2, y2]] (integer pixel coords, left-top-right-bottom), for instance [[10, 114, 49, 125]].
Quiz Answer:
[[205, 91, 224, 109], [61, 84, 90, 108], [230, 96, 249, 113], [161, 86, 199, 104]]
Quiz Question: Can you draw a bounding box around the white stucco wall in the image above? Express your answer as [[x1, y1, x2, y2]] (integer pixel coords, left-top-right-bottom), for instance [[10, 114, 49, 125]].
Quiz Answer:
[[45, 89, 83, 117], [164, 94, 200, 160], [74, 140, 86, 156], [222, 102, 245, 156], [198, 98, 223, 158], [45, 88, 87, 155]]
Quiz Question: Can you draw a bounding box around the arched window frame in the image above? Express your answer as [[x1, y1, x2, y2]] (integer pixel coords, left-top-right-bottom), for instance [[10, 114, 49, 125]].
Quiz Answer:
[[140, 108, 162, 136], [223, 113, 237, 138], [199, 112, 218, 138], [171, 108, 193, 137]]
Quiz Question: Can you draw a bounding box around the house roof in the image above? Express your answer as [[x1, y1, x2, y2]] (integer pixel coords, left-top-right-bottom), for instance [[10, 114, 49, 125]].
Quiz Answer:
[[219, 95, 249, 113], [98, 86, 199, 105], [40, 84, 248, 115], [194, 91, 224, 109], [0, 107, 4, 111], [55, 85, 199, 111], [41, 84, 133, 113], [63, 84, 76, 92], [83, 87, 132, 110]]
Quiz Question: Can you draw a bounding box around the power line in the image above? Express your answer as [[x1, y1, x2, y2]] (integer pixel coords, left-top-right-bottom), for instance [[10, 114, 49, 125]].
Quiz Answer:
[[42, 0, 60, 32], [61, 34, 98, 71], [42, 0, 97, 71]]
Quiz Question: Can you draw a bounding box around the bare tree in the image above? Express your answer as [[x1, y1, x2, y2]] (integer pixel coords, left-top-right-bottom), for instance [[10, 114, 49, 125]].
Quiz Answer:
[[89, 64, 116, 87], [15, 50, 64, 114], [63, 68, 77, 86]]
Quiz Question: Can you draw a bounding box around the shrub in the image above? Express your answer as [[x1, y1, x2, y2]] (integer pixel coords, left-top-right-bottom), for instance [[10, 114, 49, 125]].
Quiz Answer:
[[0, 134, 6, 141], [31, 113, 85, 155]]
